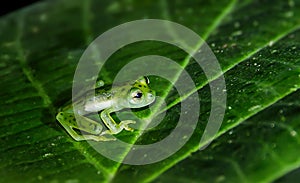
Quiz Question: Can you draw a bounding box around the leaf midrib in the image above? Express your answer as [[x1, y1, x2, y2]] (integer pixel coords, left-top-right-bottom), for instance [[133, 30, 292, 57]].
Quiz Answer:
[[128, 3, 300, 183], [15, 13, 55, 116], [113, 0, 238, 182]]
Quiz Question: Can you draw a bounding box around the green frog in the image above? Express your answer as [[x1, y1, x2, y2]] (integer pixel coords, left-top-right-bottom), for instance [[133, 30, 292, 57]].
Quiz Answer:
[[56, 76, 155, 141]]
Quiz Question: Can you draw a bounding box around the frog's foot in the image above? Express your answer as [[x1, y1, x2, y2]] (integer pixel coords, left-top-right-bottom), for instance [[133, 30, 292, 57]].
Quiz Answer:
[[119, 120, 136, 132], [57, 112, 108, 142], [101, 120, 136, 135], [76, 115, 103, 135]]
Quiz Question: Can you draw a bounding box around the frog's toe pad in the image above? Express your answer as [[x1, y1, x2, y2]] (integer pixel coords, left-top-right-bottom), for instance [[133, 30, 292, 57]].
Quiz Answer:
[[120, 120, 136, 131], [56, 112, 64, 121], [125, 127, 134, 132], [121, 120, 136, 125]]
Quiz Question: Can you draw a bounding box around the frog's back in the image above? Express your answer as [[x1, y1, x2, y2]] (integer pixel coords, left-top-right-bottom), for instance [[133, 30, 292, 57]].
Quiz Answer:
[[84, 91, 113, 112]]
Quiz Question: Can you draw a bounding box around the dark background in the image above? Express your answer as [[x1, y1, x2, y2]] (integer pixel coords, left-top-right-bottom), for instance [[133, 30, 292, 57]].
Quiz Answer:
[[0, 0, 41, 16]]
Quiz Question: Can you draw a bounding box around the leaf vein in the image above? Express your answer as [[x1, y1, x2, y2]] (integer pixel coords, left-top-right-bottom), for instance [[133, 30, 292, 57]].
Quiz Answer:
[[15, 14, 56, 115]]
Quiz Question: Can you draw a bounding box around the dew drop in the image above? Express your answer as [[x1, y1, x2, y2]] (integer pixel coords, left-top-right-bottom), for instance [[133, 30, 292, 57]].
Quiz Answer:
[[248, 105, 261, 111], [253, 20, 259, 26], [234, 22, 240, 28], [222, 44, 228, 48], [289, 34, 295, 38], [1, 54, 9, 60], [246, 131, 250, 136], [107, 2, 121, 13], [42, 153, 53, 158], [216, 175, 225, 182], [3, 42, 14, 47], [284, 11, 294, 18], [186, 8, 193, 14], [65, 179, 79, 183], [231, 43, 237, 47], [288, 0, 295, 7], [231, 30, 243, 36], [290, 130, 297, 137], [31, 26, 39, 33], [39, 14, 47, 22]]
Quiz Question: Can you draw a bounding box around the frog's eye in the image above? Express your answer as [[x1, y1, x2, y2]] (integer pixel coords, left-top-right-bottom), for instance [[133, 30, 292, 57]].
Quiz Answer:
[[133, 92, 143, 99], [130, 88, 144, 104]]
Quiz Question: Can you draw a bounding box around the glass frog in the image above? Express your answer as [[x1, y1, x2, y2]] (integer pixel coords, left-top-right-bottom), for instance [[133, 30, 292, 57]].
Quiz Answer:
[[56, 76, 156, 141]]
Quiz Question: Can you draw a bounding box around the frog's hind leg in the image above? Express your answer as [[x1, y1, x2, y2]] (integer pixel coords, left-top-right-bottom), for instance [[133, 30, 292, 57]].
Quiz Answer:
[[56, 112, 115, 141]]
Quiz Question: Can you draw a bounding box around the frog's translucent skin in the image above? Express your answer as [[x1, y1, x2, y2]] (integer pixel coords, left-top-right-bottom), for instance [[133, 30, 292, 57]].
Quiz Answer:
[[56, 76, 156, 141]]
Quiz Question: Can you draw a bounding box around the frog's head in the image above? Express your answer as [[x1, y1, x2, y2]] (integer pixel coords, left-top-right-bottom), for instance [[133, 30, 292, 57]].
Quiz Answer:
[[126, 76, 156, 108]]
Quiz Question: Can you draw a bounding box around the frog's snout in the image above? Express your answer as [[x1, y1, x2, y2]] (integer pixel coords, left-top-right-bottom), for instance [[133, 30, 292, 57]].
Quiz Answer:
[[148, 93, 154, 98], [147, 90, 156, 102]]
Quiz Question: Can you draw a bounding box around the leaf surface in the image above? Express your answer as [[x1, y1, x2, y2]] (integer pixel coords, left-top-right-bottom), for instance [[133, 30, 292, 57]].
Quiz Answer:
[[1, 0, 300, 182]]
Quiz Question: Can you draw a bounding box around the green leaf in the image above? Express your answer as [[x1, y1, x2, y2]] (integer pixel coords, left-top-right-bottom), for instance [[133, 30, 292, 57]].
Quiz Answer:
[[156, 90, 300, 183], [1, 0, 300, 183], [114, 20, 300, 183]]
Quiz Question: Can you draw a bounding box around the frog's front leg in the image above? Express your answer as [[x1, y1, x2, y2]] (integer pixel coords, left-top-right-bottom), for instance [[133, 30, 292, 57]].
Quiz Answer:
[[56, 112, 115, 141], [100, 108, 136, 135]]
